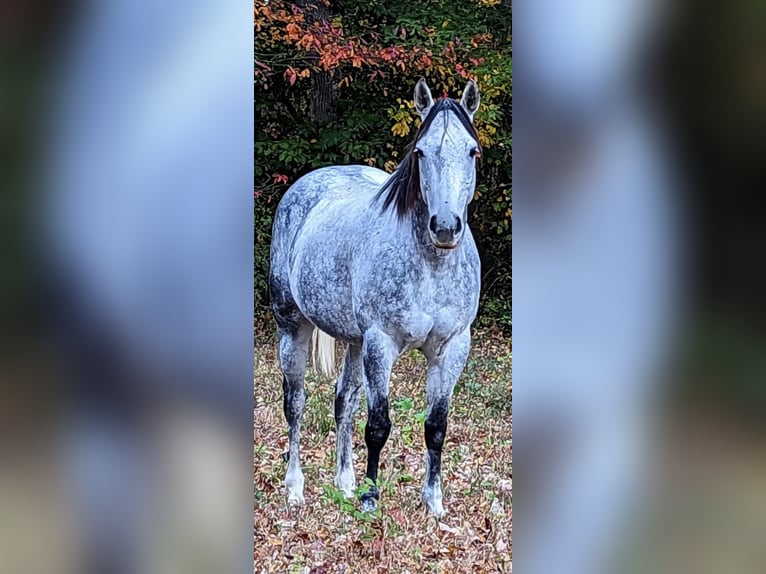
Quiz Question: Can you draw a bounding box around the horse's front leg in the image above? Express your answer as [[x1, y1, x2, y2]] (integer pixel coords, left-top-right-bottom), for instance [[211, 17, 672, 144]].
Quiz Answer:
[[422, 328, 471, 517], [360, 327, 397, 512]]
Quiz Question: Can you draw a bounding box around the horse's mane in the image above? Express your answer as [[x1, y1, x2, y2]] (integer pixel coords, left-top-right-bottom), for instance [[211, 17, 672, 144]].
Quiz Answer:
[[375, 97, 481, 219]]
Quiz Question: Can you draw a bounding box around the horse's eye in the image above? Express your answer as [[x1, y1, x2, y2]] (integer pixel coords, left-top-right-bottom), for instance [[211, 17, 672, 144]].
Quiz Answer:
[[470, 148, 481, 158], [414, 148, 424, 158]]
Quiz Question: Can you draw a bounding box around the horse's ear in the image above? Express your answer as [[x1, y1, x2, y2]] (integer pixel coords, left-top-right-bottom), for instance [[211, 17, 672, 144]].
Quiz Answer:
[[460, 80, 480, 120], [414, 78, 434, 118]]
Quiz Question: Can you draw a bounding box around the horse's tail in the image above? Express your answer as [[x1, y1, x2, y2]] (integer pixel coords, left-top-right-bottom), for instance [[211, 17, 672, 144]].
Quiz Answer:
[[311, 327, 336, 379]]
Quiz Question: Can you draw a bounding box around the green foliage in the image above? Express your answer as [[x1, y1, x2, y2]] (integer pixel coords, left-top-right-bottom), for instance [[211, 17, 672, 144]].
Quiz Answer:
[[322, 484, 357, 512], [477, 295, 512, 331], [255, 0, 511, 320]]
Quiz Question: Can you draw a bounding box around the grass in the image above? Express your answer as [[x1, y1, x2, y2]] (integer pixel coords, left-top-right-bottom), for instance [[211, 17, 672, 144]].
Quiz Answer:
[[254, 325, 512, 573]]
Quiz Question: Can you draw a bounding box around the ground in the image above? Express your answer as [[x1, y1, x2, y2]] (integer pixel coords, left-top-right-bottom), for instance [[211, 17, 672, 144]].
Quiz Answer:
[[254, 325, 512, 573]]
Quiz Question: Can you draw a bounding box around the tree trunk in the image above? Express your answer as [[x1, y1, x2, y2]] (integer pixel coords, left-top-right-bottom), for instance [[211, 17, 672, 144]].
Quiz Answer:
[[310, 71, 336, 124], [297, 0, 337, 124]]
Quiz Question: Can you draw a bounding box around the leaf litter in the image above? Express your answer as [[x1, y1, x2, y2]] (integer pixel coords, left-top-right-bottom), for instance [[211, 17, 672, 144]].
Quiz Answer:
[[255, 320, 512, 573]]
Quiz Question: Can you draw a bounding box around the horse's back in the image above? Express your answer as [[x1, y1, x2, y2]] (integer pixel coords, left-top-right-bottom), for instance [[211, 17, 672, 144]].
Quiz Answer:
[[272, 165, 386, 250], [283, 164, 387, 207]]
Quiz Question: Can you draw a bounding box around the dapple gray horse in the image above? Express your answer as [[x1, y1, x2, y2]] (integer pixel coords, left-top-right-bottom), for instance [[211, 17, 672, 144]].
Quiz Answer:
[[269, 79, 482, 516]]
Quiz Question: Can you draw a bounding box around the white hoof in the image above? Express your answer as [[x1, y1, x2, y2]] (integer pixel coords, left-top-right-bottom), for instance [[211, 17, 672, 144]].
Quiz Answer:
[[334, 468, 356, 499], [286, 489, 305, 506], [422, 484, 445, 517], [285, 467, 305, 505]]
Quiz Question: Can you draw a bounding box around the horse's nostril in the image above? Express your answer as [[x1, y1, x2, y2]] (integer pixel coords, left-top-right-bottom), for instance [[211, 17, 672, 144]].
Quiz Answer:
[[455, 216, 462, 234], [429, 215, 438, 234]]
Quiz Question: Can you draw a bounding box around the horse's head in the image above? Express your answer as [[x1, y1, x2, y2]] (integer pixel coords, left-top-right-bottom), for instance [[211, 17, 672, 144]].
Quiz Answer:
[[413, 78, 481, 249]]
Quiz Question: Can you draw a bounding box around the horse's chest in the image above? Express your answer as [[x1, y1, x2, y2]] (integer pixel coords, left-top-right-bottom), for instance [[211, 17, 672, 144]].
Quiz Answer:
[[354, 245, 479, 347], [397, 275, 475, 348], [426, 292, 471, 335]]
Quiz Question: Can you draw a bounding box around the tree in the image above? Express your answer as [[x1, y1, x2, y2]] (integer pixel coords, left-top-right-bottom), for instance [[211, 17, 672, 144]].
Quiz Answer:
[[254, 0, 511, 326]]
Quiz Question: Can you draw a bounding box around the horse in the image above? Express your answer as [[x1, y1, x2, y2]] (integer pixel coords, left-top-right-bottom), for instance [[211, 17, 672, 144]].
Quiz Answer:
[[269, 78, 482, 517]]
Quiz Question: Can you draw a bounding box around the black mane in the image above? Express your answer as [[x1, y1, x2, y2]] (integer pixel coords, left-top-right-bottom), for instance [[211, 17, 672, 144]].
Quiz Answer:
[[375, 97, 481, 218]]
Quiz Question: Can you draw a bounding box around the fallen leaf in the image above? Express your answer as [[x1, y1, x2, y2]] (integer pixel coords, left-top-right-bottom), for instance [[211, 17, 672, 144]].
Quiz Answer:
[[438, 522, 461, 535]]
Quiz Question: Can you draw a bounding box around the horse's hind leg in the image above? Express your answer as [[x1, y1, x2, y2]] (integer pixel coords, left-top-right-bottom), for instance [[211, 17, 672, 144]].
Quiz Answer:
[[334, 344, 363, 498], [277, 320, 313, 505]]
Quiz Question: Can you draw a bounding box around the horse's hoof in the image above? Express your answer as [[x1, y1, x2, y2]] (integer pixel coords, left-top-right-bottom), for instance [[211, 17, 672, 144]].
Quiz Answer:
[[422, 489, 445, 517], [286, 490, 305, 506], [334, 469, 356, 499], [285, 468, 305, 506], [428, 504, 446, 518], [360, 492, 378, 513]]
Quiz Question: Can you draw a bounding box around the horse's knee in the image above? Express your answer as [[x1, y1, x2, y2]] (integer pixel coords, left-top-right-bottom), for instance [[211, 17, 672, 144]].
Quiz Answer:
[[425, 421, 446, 452], [365, 403, 391, 451], [425, 401, 449, 452]]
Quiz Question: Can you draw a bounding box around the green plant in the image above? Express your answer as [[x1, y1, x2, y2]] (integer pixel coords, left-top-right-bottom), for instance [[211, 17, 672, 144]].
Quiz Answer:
[[322, 484, 357, 512]]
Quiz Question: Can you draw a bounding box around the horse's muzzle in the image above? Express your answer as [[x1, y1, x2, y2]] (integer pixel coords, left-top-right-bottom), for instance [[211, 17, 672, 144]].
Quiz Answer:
[[429, 214, 463, 249]]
